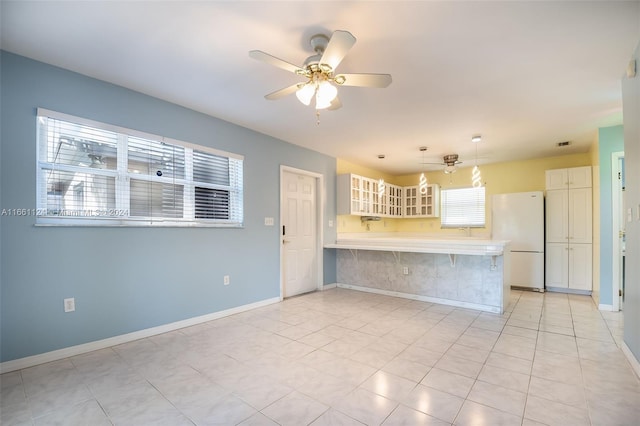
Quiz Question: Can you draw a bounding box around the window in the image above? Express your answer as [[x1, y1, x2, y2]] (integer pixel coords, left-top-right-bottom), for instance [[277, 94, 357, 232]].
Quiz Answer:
[[440, 186, 485, 228], [36, 109, 243, 227]]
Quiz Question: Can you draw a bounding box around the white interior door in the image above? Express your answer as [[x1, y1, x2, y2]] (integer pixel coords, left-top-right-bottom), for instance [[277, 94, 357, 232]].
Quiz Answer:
[[282, 170, 317, 297], [612, 152, 625, 310]]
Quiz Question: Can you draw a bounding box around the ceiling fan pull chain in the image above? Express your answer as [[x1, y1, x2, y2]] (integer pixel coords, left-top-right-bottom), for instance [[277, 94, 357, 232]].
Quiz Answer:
[[316, 110, 321, 125]]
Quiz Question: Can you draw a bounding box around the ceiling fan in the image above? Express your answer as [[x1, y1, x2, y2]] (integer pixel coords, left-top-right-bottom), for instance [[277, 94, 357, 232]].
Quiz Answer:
[[422, 154, 463, 174], [249, 30, 392, 111]]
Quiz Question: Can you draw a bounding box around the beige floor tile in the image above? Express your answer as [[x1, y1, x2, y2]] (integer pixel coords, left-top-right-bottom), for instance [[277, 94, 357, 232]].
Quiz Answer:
[[334, 388, 398, 426], [402, 384, 464, 423], [524, 394, 590, 426], [531, 350, 583, 385], [477, 364, 530, 393], [467, 380, 526, 416], [485, 351, 532, 375], [420, 368, 475, 398], [381, 357, 432, 383], [445, 343, 490, 363], [3, 288, 638, 426], [261, 391, 328, 426], [309, 408, 365, 425], [454, 400, 522, 426], [360, 371, 418, 402], [434, 353, 484, 379], [383, 404, 450, 425], [528, 376, 587, 409], [536, 331, 578, 357]]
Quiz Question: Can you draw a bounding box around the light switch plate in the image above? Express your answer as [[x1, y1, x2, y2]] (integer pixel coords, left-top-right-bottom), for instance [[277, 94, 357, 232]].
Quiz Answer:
[[264, 217, 274, 226]]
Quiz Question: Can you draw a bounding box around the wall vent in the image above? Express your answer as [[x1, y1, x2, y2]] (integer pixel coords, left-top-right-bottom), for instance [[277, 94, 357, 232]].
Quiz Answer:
[[557, 141, 571, 147]]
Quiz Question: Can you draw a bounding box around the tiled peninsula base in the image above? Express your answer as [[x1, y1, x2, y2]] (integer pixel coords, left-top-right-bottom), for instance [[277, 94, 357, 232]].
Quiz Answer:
[[336, 250, 510, 313]]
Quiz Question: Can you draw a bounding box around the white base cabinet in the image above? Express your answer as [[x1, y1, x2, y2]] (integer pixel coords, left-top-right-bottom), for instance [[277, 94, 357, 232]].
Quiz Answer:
[[545, 242, 592, 291]]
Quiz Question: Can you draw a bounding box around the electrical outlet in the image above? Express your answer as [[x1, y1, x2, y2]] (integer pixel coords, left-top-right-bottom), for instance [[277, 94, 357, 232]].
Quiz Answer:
[[64, 297, 75, 313], [223, 275, 230, 286], [328, 220, 334, 228], [403, 266, 409, 275]]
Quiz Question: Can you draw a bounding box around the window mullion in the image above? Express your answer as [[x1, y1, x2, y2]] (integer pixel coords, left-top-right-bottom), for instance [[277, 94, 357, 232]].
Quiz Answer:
[[184, 148, 194, 220], [117, 134, 130, 214]]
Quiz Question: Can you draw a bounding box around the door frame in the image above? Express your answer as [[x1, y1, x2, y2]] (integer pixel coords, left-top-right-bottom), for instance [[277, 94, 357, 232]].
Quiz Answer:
[[279, 165, 325, 300], [612, 151, 624, 311]]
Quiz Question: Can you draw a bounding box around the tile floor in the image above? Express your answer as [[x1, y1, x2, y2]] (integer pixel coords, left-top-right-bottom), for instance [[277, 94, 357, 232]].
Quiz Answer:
[[1, 288, 639, 425]]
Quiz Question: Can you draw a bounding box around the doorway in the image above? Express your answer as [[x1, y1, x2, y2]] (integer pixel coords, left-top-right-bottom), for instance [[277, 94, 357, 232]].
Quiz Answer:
[[612, 152, 625, 311], [280, 166, 324, 298]]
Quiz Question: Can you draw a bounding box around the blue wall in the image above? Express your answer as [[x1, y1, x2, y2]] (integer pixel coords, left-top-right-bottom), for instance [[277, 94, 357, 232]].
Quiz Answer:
[[0, 52, 337, 362], [598, 125, 624, 306]]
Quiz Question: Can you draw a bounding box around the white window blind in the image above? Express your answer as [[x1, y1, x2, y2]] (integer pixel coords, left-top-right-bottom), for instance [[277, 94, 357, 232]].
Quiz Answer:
[[36, 109, 244, 227], [440, 186, 485, 228]]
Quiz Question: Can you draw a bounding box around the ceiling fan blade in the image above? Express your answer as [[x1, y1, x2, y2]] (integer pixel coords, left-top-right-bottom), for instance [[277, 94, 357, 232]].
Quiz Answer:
[[249, 50, 303, 74], [327, 96, 342, 111], [264, 83, 301, 100], [335, 73, 392, 88], [321, 30, 356, 71]]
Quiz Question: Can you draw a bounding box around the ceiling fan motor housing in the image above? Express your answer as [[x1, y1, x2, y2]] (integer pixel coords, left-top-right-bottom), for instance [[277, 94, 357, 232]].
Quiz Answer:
[[443, 154, 459, 165]]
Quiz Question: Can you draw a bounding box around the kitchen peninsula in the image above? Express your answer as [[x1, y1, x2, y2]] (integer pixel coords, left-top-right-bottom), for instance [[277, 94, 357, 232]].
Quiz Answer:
[[326, 234, 511, 314]]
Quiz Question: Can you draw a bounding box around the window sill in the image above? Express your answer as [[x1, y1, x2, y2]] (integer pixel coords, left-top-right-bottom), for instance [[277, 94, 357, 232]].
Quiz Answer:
[[34, 217, 243, 228]]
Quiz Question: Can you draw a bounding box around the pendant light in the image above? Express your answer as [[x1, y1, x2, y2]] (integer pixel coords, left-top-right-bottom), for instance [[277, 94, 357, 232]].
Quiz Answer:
[[418, 147, 429, 194], [471, 135, 482, 188], [378, 178, 385, 197]]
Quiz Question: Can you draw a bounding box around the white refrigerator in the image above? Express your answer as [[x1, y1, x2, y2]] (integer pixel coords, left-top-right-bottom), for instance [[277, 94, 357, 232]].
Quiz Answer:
[[492, 191, 545, 291]]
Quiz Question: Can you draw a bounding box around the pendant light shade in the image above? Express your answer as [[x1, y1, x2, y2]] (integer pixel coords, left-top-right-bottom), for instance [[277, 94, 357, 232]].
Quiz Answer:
[[471, 134, 482, 187], [419, 173, 428, 194]]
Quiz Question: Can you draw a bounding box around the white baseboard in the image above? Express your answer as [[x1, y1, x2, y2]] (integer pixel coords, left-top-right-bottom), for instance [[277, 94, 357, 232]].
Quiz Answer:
[[622, 341, 640, 380], [336, 283, 501, 314], [322, 283, 337, 290], [0, 296, 281, 374], [598, 304, 614, 311]]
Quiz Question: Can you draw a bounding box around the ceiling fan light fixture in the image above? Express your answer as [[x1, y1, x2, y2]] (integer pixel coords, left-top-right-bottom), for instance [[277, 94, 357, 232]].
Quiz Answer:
[[315, 81, 338, 109], [295, 83, 315, 105], [471, 135, 482, 143], [444, 165, 457, 174]]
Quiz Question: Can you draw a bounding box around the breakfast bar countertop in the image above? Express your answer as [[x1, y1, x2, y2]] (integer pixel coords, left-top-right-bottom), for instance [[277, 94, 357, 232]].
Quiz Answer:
[[325, 233, 510, 256]]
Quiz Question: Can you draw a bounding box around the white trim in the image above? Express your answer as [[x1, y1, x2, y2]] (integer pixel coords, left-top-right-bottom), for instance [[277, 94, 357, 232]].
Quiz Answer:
[[0, 296, 280, 374], [622, 341, 640, 380], [336, 283, 502, 314], [279, 166, 325, 299], [322, 283, 337, 290], [598, 304, 614, 311], [612, 151, 624, 312], [37, 108, 243, 161]]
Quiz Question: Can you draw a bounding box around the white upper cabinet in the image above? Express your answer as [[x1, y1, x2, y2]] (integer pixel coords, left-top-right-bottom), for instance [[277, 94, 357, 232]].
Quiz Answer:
[[545, 166, 591, 190], [403, 184, 440, 218], [337, 173, 436, 218]]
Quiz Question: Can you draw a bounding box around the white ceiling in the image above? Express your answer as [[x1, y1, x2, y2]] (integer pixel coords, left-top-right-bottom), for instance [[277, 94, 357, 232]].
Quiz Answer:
[[2, 1, 639, 175]]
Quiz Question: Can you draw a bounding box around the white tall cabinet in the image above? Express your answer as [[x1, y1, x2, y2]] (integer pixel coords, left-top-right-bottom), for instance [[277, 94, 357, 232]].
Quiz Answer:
[[545, 166, 593, 292]]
